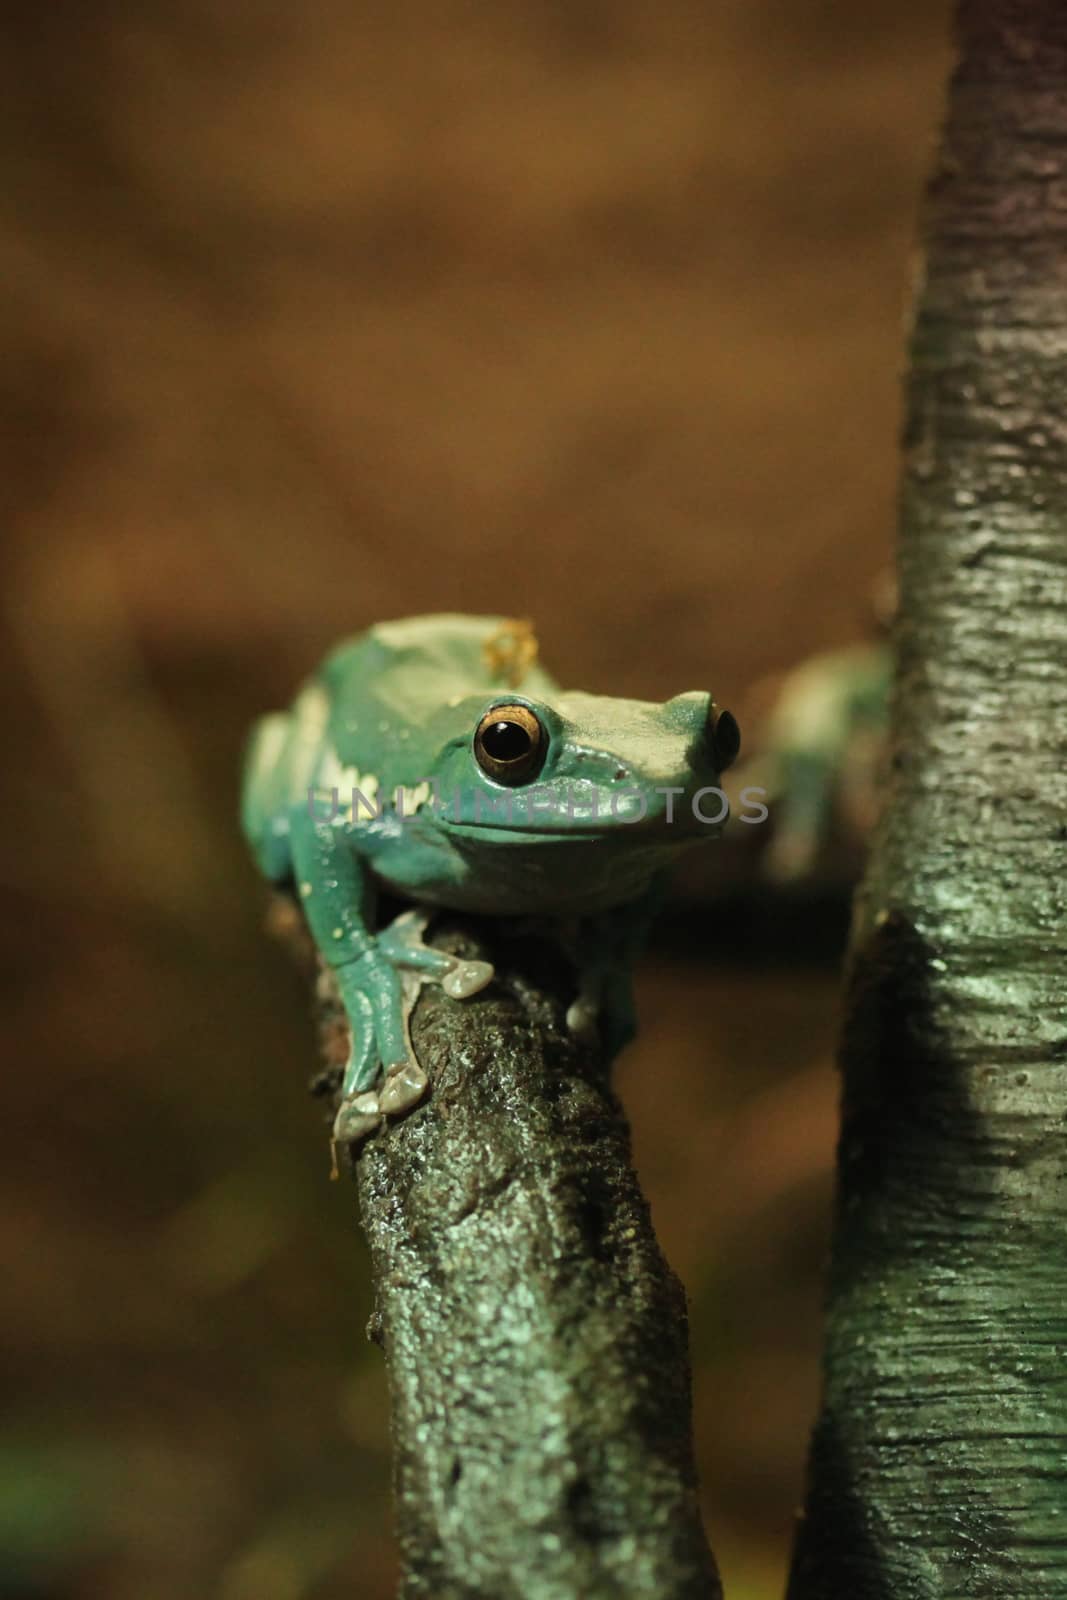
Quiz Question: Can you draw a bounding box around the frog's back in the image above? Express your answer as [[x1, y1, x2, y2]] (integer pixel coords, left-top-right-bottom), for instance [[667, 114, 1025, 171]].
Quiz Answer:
[[321, 614, 555, 717], [241, 614, 557, 879]]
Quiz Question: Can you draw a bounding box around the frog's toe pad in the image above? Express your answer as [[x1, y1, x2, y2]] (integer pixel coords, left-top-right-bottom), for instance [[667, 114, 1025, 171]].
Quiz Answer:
[[442, 959, 494, 1000], [566, 995, 599, 1039], [333, 1090, 383, 1144], [378, 1060, 429, 1116]]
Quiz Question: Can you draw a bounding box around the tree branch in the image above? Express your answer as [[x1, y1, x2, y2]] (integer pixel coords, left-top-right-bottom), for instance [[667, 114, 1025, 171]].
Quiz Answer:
[[275, 896, 720, 1600], [789, 3, 1067, 1595]]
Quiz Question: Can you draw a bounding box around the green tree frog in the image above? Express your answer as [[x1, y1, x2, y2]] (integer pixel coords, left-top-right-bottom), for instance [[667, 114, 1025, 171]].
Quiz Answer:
[[241, 615, 740, 1151]]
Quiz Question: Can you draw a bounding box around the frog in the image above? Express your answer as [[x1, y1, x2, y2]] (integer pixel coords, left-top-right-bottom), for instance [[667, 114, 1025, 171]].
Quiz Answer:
[[241, 614, 740, 1155]]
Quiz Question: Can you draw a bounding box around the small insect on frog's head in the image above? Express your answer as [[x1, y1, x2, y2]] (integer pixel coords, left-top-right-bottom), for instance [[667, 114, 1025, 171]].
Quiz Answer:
[[427, 685, 740, 853]]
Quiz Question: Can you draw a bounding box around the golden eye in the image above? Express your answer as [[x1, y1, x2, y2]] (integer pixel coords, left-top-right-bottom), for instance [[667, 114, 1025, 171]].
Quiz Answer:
[[473, 703, 545, 785]]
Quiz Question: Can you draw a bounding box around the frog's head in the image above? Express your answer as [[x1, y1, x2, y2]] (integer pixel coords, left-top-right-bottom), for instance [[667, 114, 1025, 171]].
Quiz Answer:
[[424, 687, 740, 849]]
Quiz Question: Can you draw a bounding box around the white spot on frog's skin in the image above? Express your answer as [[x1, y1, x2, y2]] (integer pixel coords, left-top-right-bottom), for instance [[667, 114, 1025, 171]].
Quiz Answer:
[[294, 683, 329, 736], [300, 881, 313, 898], [252, 715, 288, 780], [318, 745, 361, 798], [332, 927, 344, 939], [394, 780, 431, 815], [352, 773, 380, 821], [283, 685, 332, 799]]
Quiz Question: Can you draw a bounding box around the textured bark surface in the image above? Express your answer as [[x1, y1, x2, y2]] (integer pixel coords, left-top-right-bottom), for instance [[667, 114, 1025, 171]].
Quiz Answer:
[[276, 899, 719, 1600], [789, 3, 1067, 1597]]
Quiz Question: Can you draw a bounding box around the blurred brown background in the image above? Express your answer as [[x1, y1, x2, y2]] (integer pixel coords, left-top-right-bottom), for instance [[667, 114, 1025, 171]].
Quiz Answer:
[[1, 3, 951, 1597]]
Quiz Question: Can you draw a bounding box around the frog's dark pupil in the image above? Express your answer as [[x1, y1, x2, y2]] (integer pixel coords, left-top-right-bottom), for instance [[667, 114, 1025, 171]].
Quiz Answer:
[[481, 720, 531, 761]]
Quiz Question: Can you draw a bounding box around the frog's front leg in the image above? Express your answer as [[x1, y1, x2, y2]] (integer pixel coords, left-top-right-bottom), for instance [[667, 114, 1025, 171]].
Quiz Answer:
[[290, 808, 403, 1145], [375, 908, 493, 1113], [564, 884, 665, 1062], [289, 809, 492, 1149], [565, 937, 638, 1062]]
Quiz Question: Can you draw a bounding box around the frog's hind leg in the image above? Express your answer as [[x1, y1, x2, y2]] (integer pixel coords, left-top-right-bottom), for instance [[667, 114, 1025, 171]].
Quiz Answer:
[[563, 881, 664, 1062]]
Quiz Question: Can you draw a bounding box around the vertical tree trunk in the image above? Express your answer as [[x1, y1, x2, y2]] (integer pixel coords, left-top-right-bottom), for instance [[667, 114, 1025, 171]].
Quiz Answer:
[[789, 3, 1067, 1596]]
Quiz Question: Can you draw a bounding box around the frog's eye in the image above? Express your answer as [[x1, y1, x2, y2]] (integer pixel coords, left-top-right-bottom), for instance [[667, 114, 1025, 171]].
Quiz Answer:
[[708, 706, 741, 773], [474, 703, 546, 785]]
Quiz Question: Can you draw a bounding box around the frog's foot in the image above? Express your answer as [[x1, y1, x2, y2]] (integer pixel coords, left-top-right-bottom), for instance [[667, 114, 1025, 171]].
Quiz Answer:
[[441, 958, 495, 998], [329, 912, 494, 1156], [376, 912, 489, 1113], [379, 909, 494, 1000], [565, 965, 636, 1062], [379, 1058, 429, 1116], [332, 1088, 383, 1145], [329, 1089, 383, 1178], [566, 975, 601, 1042]]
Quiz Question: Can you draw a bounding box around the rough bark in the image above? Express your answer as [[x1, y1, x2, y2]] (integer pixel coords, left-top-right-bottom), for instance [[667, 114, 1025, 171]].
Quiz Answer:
[[789, 3, 1067, 1597], [273, 896, 720, 1600]]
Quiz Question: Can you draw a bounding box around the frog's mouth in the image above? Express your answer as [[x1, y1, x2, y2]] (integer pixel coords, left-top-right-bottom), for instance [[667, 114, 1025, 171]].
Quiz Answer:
[[420, 775, 728, 842], [433, 812, 719, 846], [443, 823, 671, 841]]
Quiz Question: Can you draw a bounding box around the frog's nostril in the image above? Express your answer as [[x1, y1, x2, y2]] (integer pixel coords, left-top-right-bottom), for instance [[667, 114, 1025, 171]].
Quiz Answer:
[[708, 706, 741, 773], [614, 767, 629, 781]]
